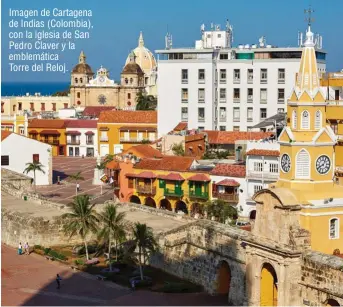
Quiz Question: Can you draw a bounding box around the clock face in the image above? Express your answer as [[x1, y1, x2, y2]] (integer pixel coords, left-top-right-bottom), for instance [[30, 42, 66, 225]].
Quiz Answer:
[[281, 154, 291, 173], [316, 155, 331, 175], [99, 76, 105, 83]]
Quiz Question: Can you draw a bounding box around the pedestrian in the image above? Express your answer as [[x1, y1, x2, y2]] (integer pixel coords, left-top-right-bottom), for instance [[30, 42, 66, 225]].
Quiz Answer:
[[18, 242, 22, 255], [56, 274, 62, 289], [24, 242, 29, 255], [76, 183, 80, 192], [131, 280, 136, 291]]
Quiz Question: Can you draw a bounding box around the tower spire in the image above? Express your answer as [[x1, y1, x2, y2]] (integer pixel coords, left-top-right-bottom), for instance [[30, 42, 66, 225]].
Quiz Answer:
[[79, 50, 86, 64], [138, 31, 144, 47], [304, 5, 315, 28]]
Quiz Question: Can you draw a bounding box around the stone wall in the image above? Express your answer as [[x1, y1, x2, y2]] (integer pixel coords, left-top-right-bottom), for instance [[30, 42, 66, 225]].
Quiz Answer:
[[300, 252, 343, 306]]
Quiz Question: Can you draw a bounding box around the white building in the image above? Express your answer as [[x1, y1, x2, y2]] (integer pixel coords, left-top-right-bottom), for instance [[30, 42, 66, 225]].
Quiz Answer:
[[156, 21, 326, 136], [1, 131, 52, 185], [66, 120, 98, 157]]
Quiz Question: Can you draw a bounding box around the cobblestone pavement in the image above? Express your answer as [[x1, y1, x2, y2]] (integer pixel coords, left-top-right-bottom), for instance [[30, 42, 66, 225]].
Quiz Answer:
[[2, 244, 227, 306]]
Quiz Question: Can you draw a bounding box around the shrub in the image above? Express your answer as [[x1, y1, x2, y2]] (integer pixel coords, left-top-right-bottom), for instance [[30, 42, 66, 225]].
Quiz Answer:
[[74, 259, 85, 266], [48, 249, 67, 261], [44, 248, 51, 255], [34, 245, 43, 250]]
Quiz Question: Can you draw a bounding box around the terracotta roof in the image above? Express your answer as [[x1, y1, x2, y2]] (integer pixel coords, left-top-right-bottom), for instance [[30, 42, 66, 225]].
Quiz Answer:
[[122, 63, 144, 75], [122, 144, 162, 158], [203, 131, 273, 145], [28, 119, 67, 129], [83, 106, 117, 117], [246, 149, 280, 157], [210, 164, 246, 178], [28, 130, 38, 134], [119, 126, 157, 131], [134, 156, 195, 172], [157, 173, 185, 181], [126, 171, 156, 179], [65, 131, 81, 135], [1, 131, 12, 141], [188, 174, 211, 182], [216, 179, 240, 187], [39, 130, 61, 135], [85, 131, 95, 135], [1, 123, 14, 126], [72, 63, 93, 74], [173, 122, 188, 131], [66, 120, 98, 128], [106, 160, 120, 170], [185, 134, 205, 142], [99, 111, 157, 124]]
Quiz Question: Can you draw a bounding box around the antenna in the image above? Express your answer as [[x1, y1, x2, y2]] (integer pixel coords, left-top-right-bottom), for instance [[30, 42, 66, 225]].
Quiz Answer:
[[304, 5, 315, 27]]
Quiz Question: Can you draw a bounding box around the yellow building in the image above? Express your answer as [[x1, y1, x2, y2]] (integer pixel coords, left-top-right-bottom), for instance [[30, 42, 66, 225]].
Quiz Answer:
[[27, 119, 68, 156], [126, 155, 211, 214], [272, 26, 343, 254], [1, 114, 28, 135], [97, 110, 157, 156]]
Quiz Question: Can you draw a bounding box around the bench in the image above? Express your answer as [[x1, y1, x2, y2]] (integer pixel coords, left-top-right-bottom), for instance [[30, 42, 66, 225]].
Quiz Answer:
[[96, 274, 107, 281]]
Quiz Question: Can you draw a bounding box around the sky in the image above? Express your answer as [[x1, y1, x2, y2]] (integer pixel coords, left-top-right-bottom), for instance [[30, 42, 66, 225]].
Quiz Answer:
[[1, 0, 343, 82]]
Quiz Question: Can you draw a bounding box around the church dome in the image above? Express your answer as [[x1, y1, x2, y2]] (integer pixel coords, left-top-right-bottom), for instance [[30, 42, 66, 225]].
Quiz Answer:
[[72, 51, 94, 75], [122, 62, 144, 75], [125, 32, 157, 75]]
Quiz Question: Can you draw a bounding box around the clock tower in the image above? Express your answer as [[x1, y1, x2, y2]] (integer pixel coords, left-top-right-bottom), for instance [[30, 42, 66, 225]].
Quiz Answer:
[[277, 25, 337, 191]]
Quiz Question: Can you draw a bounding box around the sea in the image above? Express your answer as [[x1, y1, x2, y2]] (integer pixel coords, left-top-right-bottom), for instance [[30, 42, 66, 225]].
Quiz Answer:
[[1, 82, 70, 96]]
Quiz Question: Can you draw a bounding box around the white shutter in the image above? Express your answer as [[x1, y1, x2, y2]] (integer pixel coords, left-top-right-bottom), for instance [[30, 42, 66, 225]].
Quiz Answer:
[[296, 149, 310, 178], [301, 111, 310, 129], [292, 110, 297, 129], [315, 110, 321, 129]]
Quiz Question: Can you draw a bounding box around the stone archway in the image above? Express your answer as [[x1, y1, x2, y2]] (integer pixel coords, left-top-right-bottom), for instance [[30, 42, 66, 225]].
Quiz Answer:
[[129, 195, 141, 204], [260, 263, 278, 306], [326, 299, 340, 306], [250, 210, 256, 220], [175, 200, 188, 214], [160, 198, 172, 211], [217, 260, 231, 296], [145, 197, 156, 208]]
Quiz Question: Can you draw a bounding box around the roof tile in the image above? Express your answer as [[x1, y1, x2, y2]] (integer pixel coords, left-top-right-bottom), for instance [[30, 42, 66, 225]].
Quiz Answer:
[[122, 144, 162, 158], [246, 149, 280, 157], [210, 164, 246, 178], [98, 111, 157, 124], [216, 179, 240, 187], [173, 122, 188, 131], [203, 131, 273, 145], [134, 156, 194, 172], [1, 131, 12, 141], [28, 119, 67, 129], [188, 173, 211, 182], [66, 120, 98, 128], [83, 106, 117, 117]]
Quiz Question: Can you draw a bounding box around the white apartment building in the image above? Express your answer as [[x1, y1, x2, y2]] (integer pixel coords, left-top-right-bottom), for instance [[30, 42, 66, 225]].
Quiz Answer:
[[156, 21, 326, 136]]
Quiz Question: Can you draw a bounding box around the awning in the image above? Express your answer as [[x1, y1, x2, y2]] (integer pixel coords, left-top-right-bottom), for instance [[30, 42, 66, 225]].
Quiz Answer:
[[119, 126, 157, 132], [188, 173, 211, 182], [39, 130, 61, 135], [158, 173, 185, 181], [126, 171, 156, 179], [65, 131, 81, 135], [216, 179, 240, 187], [1, 123, 14, 126], [99, 127, 109, 131], [28, 130, 38, 134], [85, 131, 95, 135], [106, 160, 120, 170]]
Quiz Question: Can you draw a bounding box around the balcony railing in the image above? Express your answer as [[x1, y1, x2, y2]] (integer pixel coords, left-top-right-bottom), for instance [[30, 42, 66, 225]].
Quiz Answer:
[[136, 185, 156, 195], [189, 190, 209, 200], [220, 79, 227, 84], [260, 78, 268, 84], [86, 140, 94, 145], [233, 78, 240, 84], [181, 79, 188, 84], [120, 137, 152, 143], [278, 98, 285, 104], [278, 78, 285, 84], [247, 95, 253, 102], [247, 77, 253, 84], [246, 171, 279, 180], [67, 140, 80, 145], [233, 97, 240, 103], [219, 116, 227, 122], [212, 191, 239, 202], [41, 139, 59, 146], [164, 188, 184, 197], [100, 136, 108, 142]]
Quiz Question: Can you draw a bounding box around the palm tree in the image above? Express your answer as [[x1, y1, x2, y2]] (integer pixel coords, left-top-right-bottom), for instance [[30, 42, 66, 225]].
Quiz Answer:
[[62, 195, 99, 260], [68, 171, 85, 195], [23, 161, 45, 192], [98, 204, 126, 271], [131, 223, 158, 280]]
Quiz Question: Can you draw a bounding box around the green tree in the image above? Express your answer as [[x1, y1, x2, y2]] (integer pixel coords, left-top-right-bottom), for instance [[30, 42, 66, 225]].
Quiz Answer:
[[62, 195, 99, 260], [136, 92, 157, 110], [23, 161, 45, 192], [171, 142, 185, 156], [103, 154, 115, 165], [68, 171, 85, 195], [130, 223, 158, 280], [97, 204, 126, 271]]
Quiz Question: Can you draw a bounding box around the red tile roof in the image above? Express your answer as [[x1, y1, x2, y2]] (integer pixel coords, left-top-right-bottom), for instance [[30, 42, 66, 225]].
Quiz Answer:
[[246, 149, 280, 157], [1, 131, 12, 141], [210, 164, 246, 178], [216, 179, 240, 187], [173, 122, 188, 131], [188, 174, 211, 182], [134, 156, 195, 172], [39, 130, 61, 135], [28, 119, 67, 129], [99, 110, 157, 124], [126, 171, 157, 179], [66, 120, 98, 128], [28, 130, 38, 134], [122, 145, 162, 159], [203, 131, 273, 145], [83, 106, 117, 117], [157, 173, 185, 181], [106, 160, 120, 170]]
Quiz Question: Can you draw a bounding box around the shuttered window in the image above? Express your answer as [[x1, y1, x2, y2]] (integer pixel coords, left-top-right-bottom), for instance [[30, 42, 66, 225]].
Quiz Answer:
[[296, 149, 310, 179], [292, 110, 297, 129], [301, 110, 310, 129], [1, 155, 9, 166], [315, 110, 322, 130]]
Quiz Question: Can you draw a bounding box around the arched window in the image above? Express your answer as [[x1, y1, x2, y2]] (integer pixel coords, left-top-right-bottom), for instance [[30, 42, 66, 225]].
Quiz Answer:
[[77, 92, 80, 98], [74, 78, 78, 84], [80, 78, 83, 83], [315, 110, 322, 129], [301, 110, 310, 129], [296, 149, 310, 179], [130, 78, 133, 84], [125, 78, 128, 84], [329, 218, 339, 239], [292, 110, 297, 129]]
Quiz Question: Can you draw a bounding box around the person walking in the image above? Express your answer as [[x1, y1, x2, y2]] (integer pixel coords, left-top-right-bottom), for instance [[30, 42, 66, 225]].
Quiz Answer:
[[24, 242, 30, 255], [76, 183, 80, 192], [56, 274, 62, 289], [18, 242, 22, 255]]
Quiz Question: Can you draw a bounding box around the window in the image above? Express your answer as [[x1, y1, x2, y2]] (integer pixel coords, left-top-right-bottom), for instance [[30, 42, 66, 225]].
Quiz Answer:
[[220, 88, 226, 101], [278, 89, 285, 103], [296, 149, 310, 179], [269, 163, 279, 173], [260, 108, 267, 120], [292, 110, 297, 129], [254, 162, 263, 172], [329, 218, 339, 239], [64, 103, 68, 109], [30, 103, 34, 111], [278, 68, 285, 83], [233, 88, 240, 101], [198, 126, 204, 131], [77, 92, 80, 98], [331, 123, 338, 134], [80, 78, 83, 83], [219, 126, 226, 131], [233, 69, 240, 83], [198, 108, 205, 122], [41, 103, 45, 111], [219, 107, 226, 121], [301, 110, 310, 129], [247, 69, 253, 83], [198, 89, 205, 102], [181, 69, 188, 83], [19, 126, 25, 135], [260, 89, 267, 103], [181, 89, 188, 102], [247, 88, 253, 102], [220, 69, 226, 83], [128, 93, 131, 99], [13, 105, 16, 112], [254, 185, 263, 194], [52, 103, 56, 111], [74, 78, 78, 84], [247, 108, 253, 121], [198, 69, 205, 83], [220, 53, 228, 60], [233, 107, 240, 121], [260, 69, 268, 83], [315, 110, 322, 129], [181, 107, 188, 121], [233, 126, 240, 131], [1, 155, 9, 166], [128, 178, 134, 189], [33, 154, 39, 163], [277, 108, 284, 114], [100, 131, 108, 141], [18, 102, 22, 111]]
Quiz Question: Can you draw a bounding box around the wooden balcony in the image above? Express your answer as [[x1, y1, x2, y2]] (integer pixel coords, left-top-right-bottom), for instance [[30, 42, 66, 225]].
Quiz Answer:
[[67, 140, 80, 145], [212, 191, 239, 203], [136, 185, 156, 195], [164, 188, 184, 197], [41, 139, 59, 146], [189, 190, 209, 200]]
